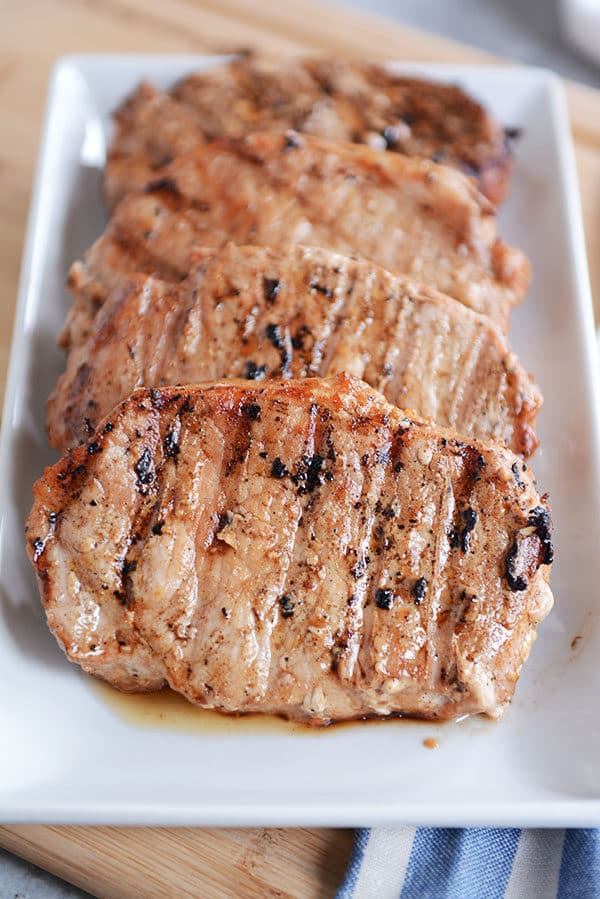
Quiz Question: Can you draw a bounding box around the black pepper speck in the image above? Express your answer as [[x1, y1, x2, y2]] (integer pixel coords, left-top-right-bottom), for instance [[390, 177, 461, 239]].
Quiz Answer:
[[134, 448, 154, 492], [412, 577, 427, 605], [242, 403, 261, 421], [263, 278, 281, 303], [271, 457, 289, 479], [32, 537, 44, 562], [375, 588, 394, 610], [244, 361, 268, 381], [279, 595, 295, 618]]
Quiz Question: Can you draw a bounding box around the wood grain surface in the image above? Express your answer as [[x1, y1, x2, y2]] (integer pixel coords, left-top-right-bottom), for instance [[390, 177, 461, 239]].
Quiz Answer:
[[1, 1, 599, 897]]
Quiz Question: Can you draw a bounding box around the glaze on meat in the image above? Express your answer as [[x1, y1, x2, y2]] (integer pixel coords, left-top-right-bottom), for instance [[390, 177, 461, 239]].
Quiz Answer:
[[106, 54, 513, 207], [49, 244, 541, 455], [100, 131, 528, 330], [28, 375, 553, 722]]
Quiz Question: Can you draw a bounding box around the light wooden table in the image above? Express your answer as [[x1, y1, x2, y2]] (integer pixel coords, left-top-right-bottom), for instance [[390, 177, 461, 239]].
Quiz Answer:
[[1, 1, 599, 896]]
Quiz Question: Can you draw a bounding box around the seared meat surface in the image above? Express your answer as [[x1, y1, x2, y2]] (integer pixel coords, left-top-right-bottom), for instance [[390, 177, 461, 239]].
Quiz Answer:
[[28, 376, 553, 721], [100, 132, 529, 330], [106, 55, 512, 207], [49, 244, 541, 455]]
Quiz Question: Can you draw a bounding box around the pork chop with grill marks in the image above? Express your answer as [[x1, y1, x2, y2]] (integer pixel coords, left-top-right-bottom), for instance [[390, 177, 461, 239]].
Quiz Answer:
[[106, 55, 513, 207], [48, 244, 541, 456], [28, 375, 553, 721], [96, 132, 529, 331]]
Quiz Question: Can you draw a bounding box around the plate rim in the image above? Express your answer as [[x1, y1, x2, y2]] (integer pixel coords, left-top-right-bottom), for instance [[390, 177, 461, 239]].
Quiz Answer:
[[1, 53, 600, 826]]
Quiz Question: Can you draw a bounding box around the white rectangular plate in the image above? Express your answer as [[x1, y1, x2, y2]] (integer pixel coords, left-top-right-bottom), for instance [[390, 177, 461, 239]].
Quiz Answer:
[[1, 55, 600, 827]]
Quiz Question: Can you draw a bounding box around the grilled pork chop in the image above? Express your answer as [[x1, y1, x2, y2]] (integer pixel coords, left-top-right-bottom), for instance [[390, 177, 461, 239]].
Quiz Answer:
[[28, 376, 553, 721], [49, 244, 541, 456], [98, 132, 529, 331], [106, 55, 512, 207]]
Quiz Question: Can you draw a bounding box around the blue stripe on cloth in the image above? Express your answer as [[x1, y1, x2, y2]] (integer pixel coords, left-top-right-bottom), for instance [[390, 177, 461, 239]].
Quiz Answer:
[[399, 828, 521, 899], [557, 830, 600, 899], [337, 828, 371, 899]]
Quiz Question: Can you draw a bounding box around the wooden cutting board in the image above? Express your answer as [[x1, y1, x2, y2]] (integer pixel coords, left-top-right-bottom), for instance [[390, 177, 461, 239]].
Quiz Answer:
[[1, 1, 599, 896]]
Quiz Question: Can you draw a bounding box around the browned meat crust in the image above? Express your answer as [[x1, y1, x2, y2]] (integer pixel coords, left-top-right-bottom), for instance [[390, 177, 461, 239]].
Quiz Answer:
[[28, 375, 553, 722], [99, 131, 529, 331], [106, 55, 512, 208], [49, 244, 541, 456]]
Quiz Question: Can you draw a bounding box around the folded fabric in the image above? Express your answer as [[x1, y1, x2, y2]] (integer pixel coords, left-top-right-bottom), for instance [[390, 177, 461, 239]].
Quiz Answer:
[[337, 828, 600, 899]]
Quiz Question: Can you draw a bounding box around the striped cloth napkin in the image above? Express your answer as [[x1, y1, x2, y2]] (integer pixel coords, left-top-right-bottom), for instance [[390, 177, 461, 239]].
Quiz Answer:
[[337, 828, 600, 898]]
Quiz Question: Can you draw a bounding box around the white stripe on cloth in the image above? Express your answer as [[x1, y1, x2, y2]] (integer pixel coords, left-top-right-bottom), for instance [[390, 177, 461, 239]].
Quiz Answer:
[[352, 827, 417, 899], [504, 829, 566, 899]]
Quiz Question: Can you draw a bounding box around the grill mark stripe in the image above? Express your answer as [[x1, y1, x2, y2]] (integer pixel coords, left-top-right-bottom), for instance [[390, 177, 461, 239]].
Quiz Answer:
[[123, 405, 170, 610], [211, 412, 271, 699], [165, 262, 215, 382], [457, 330, 504, 443], [371, 285, 414, 400], [446, 322, 486, 425], [314, 257, 361, 376], [264, 399, 326, 707], [325, 264, 385, 383], [167, 397, 254, 705], [353, 425, 394, 688], [338, 449, 388, 684], [383, 292, 428, 410], [425, 456, 459, 695]]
